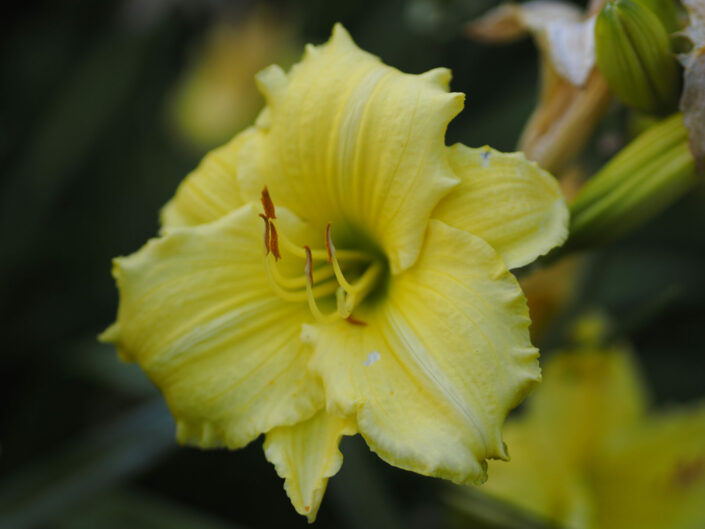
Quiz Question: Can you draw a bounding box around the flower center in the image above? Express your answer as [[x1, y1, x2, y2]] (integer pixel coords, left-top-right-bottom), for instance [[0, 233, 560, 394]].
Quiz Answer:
[[258, 187, 386, 325]]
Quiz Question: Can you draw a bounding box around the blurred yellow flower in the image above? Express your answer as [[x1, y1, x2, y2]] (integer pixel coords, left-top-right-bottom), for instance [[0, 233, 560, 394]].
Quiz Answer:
[[458, 337, 705, 529], [102, 24, 568, 520], [169, 9, 297, 151]]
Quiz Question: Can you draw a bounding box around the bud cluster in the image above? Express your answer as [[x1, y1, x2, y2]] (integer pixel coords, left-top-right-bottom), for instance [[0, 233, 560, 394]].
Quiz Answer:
[[595, 0, 681, 115]]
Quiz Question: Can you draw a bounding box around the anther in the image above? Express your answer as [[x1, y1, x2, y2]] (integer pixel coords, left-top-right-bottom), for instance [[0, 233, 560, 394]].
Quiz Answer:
[[259, 214, 271, 255], [325, 222, 333, 263], [304, 246, 314, 285], [346, 315, 367, 326], [270, 222, 281, 261], [261, 186, 276, 219]]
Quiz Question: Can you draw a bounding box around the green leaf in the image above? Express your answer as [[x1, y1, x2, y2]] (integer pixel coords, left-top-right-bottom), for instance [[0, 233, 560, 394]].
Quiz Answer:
[[56, 487, 249, 529], [0, 400, 175, 529]]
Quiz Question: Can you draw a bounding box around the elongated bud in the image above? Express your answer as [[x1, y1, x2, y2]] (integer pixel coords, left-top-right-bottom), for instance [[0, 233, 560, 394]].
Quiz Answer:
[[633, 0, 681, 33], [567, 114, 699, 250], [595, 0, 681, 115]]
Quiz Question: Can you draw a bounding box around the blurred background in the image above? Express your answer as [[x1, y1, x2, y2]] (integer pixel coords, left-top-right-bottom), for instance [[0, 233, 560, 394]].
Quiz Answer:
[[1, 0, 703, 528]]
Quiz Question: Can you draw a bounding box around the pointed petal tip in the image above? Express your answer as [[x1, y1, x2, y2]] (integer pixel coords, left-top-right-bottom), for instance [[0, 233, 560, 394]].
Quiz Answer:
[[176, 419, 222, 449], [421, 67, 453, 90], [302, 42, 319, 60], [98, 322, 120, 344], [110, 256, 123, 278], [255, 64, 288, 104], [445, 91, 466, 118], [331, 22, 353, 44], [497, 440, 510, 461], [264, 412, 356, 523], [158, 200, 178, 232], [254, 106, 272, 129], [99, 321, 135, 362]]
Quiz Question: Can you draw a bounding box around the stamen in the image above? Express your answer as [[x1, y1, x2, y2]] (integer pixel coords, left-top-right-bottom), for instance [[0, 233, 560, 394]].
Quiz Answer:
[[279, 228, 370, 262], [263, 255, 338, 302], [269, 258, 335, 289], [325, 222, 333, 263], [346, 315, 367, 326], [304, 246, 314, 285], [259, 214, 270, 256], [269, 221, 281, 261], [261, 187, 276, 219], [331, 255, 355, 293], [340, 260, 384, 314], [336, 287, 352, 318], [350, 260, 384, 296], [304, 247, 342, 324], [326, 223, 356, 293]]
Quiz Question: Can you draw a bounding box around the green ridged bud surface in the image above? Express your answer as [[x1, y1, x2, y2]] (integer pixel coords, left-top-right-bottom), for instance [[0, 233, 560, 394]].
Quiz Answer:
[[568, 114, 699, 249], [633, 0, 681, 33], [596, 0, 681, 115]]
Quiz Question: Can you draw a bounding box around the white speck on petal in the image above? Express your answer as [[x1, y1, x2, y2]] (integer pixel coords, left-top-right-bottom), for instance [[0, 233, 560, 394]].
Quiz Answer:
[[363, 350, 381, 366], [481, 150, 491, 167]]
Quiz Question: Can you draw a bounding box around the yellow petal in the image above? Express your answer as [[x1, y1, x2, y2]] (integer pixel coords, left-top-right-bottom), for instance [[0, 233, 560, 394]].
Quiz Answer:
[[160, 127, 260, 229], [264, 410, 356, 522], [433, 144, 568, 269], [593, 402, 705, 529], [303, 219, 540, 485], [101, 203, 323, 448], [238, 24, 463, 273]]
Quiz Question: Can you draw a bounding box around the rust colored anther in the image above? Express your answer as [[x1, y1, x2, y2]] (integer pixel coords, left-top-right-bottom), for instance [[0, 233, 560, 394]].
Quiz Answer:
[[269, 221, 281, 261], [325, 222, 333, 263], [346, 315, 367, 326], [258, 214, 271, 255], [261, 186, 276, 219], [303, 246, 314, 285]]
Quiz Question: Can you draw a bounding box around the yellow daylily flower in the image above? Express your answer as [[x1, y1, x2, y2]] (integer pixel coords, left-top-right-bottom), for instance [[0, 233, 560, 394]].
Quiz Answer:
[[102, 24, 568, 521], [455, 339, 705, 529]]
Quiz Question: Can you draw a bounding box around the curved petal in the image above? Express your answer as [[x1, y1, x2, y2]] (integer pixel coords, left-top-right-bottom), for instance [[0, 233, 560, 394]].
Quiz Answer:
[[100, 203, 324, 449], [303, 220, 540, 485], [433, 144, 568, 269], [264, 410, 356, 522], [237, 24, 463, 273], [160, 127, 261, 230]]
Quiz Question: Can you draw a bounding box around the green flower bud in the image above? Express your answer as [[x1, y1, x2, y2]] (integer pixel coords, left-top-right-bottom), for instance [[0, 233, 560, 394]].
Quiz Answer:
[[595, 0, 681, 115], [568, 114, 699, 250], [633, 0, 681, 33]]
